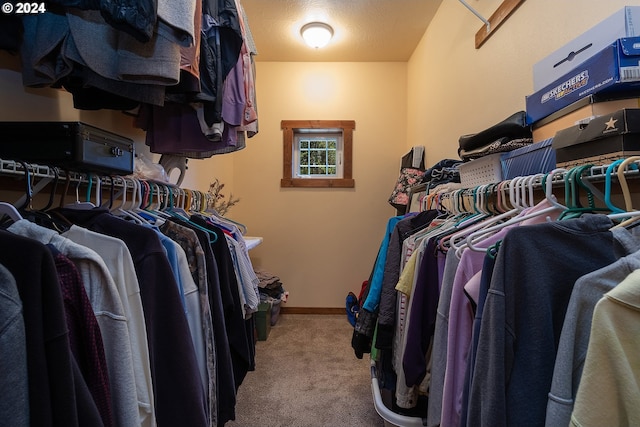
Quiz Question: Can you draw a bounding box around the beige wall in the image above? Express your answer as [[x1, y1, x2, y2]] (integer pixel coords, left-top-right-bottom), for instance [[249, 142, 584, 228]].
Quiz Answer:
[[407, 0, 640, 160], [229, 62, 407, 307]]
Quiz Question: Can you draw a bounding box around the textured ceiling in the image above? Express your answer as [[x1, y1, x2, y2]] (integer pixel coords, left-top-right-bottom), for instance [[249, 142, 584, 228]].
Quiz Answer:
[[240, 0, 443, 62]]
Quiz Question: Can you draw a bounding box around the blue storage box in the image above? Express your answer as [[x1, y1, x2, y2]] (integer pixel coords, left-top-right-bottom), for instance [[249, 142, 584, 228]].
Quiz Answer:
[[526, 37, 640, 124], [501, 138, 556, 179], [533, 6, 640, 92]]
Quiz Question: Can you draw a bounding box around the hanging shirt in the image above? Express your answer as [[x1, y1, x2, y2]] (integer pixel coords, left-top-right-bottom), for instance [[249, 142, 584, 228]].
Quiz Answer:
[[48, 246, 113, 427], [160, 219, 217, 427], [8, 219, 139, 427], [0, 231, 78, 427], [54, 207, 208, 427], [63, 225, 156, 427], [0, 262, 29, 427], [571, 268, 640, 426], [467, 215, 637, 427], [546, 229, 640, 427]]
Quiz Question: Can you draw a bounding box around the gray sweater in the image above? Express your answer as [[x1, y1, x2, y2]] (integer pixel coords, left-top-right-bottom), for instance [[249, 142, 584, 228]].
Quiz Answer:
[[545, 228, 640, 427]]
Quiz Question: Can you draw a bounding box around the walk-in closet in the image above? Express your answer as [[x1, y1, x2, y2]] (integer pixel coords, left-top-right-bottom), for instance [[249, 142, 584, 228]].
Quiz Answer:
[[2, 1, 640, 426]]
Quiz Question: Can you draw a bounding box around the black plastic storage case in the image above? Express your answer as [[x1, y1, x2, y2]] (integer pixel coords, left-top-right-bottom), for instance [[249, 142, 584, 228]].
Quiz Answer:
[[0, 121, 135, 174]]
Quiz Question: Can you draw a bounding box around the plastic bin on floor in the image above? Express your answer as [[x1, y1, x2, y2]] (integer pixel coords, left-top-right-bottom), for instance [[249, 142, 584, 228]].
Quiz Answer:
[[255, 302, 271, 341]]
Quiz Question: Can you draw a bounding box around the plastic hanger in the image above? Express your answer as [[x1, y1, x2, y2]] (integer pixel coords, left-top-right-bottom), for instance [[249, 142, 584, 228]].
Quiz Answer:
[[609, 157, 640, 228], [0, 202, 23, 222], [616, 156, 640, 212], [42, 167, 60, 211], [464, 172, 565, 252], [15, 161, 32, 212], [116, 178, 149, 224], [541, 168, 568, 210], [20, 165, 70, 232], [64, 173, 96, 210], [604, 159, 626, 215], [445, 179, 521, 253], [161, 187, 218, 243], [558, 164, 607, 220]]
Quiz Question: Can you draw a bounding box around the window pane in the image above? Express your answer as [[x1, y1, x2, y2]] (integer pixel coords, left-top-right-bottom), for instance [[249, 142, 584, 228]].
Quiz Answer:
[[328, 167, 337, 174], [300, 151, 309, 166], [300, 140, 309, 149], [319, 151, 326, 165], [310, 151, 322, 165], [300, 166, 309, 175], [310, 140, 326, 149], [328, 140, 337, 149], [328, 151, 336, 165], [310, 167, 324, 175]]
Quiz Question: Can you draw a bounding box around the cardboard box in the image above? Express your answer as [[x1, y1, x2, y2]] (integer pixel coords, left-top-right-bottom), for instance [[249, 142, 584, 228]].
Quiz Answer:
[[552, 108, 640, 164], [532, 96, 640, 142], [533, 6, 640, 92], [526, 37, 640, 124]]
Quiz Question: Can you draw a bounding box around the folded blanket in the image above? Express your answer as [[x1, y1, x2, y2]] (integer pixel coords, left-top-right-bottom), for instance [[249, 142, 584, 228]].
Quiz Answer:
[[458, 111, 531, 153]]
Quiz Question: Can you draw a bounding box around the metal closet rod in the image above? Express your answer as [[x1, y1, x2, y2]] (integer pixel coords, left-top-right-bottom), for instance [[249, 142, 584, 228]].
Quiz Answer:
[[0, 158, 184, 189], [431, 159, 640, 214], [458, 0, 491, 31], [0, 157, 211, 210]]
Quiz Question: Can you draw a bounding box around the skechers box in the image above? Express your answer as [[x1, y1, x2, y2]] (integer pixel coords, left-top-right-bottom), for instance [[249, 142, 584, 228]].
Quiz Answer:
[[552, 108, 640, 167], [533, 6, 640, 92], [526, 37, 640, 124]]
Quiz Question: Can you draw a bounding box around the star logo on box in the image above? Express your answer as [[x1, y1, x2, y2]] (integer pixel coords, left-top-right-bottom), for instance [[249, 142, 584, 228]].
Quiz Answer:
[[603, 117, 618, 134]]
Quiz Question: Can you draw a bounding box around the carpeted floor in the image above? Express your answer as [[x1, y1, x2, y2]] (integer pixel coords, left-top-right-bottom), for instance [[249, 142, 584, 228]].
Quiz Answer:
[[227, 314, 385, 427]]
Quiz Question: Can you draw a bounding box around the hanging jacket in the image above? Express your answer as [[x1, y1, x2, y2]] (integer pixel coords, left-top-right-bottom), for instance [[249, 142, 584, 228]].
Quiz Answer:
[[47, 0, 157, 42]]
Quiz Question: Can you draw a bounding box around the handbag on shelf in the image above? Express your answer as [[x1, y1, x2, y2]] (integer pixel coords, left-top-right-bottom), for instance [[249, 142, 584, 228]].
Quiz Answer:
[[388, 146, 425, 212]]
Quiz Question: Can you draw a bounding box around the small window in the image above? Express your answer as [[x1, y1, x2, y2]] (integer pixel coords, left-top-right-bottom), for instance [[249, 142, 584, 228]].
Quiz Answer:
[[281, 120, 355, 188], [295, 131, 341, 178]]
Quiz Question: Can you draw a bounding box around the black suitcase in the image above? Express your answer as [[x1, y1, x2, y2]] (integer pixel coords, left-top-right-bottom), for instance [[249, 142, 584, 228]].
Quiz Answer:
[[0, 121, 135, 175]]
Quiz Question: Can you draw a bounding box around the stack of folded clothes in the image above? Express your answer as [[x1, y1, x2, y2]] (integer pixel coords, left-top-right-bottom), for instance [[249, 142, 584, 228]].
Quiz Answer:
[[458, 111, 533, 161], [255, 268, 288, 326]]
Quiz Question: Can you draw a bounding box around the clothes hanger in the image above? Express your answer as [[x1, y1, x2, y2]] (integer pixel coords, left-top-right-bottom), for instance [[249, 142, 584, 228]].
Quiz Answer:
[[116, 177, 148, 225], [541, 168, 568, 210], [87, 174, 101, 206], [445, 179, 521, 253], [109, 176, 127, 211], [604, 159, 627, 215], [0, 162, 25, 222], [464, 172, 565, 252], [615, 156, 640, 212], [19, 165, 70, 232], [64, 173, 96, 210], [16, 161, 32, 212], [142, 182, 171, 223], [609, 156, 640, 228], [2, 162, 64, 231], [42, 167, 60, 211], [161, 186, 218, 243], [558, 164, 611, 220], [0, 201, 23, 222]]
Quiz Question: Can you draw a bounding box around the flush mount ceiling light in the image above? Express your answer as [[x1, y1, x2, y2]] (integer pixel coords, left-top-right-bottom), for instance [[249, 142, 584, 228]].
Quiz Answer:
[[300, 22, 334, 49]]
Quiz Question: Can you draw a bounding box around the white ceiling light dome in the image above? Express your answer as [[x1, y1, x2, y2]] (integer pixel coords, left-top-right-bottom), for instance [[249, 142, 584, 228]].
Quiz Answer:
[[300, 22, 334, 48]]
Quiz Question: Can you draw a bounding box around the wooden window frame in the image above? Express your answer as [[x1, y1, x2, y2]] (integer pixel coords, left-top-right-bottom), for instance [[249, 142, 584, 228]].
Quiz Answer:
[[281, 120, 355, 188]]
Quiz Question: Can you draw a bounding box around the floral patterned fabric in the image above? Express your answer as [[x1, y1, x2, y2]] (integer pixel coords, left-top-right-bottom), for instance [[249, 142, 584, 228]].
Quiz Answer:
[[388, 167, 425, 210]]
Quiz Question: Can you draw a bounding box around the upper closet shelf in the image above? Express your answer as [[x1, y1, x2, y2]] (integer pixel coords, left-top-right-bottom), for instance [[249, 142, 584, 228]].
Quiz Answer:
[[245, 236, 263, 250]]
